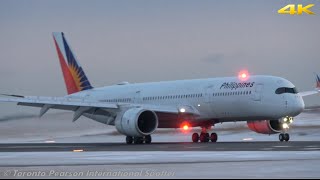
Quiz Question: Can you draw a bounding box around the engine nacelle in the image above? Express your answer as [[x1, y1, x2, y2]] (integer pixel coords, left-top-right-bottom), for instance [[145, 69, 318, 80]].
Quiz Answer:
[[115, 108, 158, 137], [247, 120, 282, 134]]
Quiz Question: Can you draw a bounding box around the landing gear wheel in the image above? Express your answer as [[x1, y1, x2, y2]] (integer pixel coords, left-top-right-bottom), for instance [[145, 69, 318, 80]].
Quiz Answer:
[[284, 133, 290, 142], [145, 135, 152, 144], [210, 133, 218, 142], [200, 133, 209, 143], [205, 133, 209, 142], [133, 137, 143, 144], [279, 134, 284, 142], [279, 133, 290, 142], [192, 133, 199, 143], [126, 136, 133, 144]]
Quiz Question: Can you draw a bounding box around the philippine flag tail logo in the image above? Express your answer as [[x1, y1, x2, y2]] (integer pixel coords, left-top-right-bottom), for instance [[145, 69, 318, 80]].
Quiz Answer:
[[52, 32, 93, 95], [315, 73, 320, 89]]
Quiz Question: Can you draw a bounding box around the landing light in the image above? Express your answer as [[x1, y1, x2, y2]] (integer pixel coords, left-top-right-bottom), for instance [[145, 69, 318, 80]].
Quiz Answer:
[[180, 108, 186, 113], [289, 117, 293, 124], [282, 123, 289, 129]]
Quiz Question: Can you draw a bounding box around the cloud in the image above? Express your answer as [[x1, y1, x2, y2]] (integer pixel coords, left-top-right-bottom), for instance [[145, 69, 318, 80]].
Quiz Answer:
[[201, 53, 225, 64]]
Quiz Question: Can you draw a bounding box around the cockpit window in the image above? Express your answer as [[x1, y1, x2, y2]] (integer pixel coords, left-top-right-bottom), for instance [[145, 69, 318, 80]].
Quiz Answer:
[[275, 87, 298, 94]]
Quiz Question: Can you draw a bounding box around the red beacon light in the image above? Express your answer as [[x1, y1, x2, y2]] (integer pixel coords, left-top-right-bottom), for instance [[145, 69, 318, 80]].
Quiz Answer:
[[180, 122, 191, 133], [238, 70, 250, 81]]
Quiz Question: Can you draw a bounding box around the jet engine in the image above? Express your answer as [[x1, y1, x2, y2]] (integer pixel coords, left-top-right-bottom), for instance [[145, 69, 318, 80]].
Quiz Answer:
[[247, 120, 282, 134], [115, 108, 158, 137]]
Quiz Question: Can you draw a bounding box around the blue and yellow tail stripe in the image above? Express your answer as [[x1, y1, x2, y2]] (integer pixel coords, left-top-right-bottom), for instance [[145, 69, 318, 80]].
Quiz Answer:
[[316, 74, 320, 88], [61, 33, 93, 91]]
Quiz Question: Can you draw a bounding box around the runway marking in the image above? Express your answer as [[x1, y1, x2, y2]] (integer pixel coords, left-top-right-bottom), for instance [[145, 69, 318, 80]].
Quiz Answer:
[[45, 140, 56, 143], [186, 146, 207, 149], [73, 149, 84, 152], [304, 148, 320, 150], [260, 148, 274, 151], [307, 146, 319, 148], [273, 146, 291, 148]]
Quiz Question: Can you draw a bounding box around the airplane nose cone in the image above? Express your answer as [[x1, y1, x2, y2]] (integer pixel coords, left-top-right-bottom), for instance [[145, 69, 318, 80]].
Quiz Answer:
[[288, 96, 305, 116], [295, 98, 305, 114]]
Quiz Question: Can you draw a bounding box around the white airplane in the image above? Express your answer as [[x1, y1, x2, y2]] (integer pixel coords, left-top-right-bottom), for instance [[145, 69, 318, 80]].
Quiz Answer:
[[0, 32, 319, 144]]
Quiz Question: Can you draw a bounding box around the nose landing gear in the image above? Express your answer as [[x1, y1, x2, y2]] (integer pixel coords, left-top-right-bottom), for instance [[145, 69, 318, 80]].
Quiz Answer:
[[279, 133, 290, 142], [279, 116, 293, 142]]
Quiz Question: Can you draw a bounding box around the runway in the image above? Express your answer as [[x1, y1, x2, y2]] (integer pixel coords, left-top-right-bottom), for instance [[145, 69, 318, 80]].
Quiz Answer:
[[0, 141, 320, 152], [0, 113, 320, 178], [1, 149, 320, 178]]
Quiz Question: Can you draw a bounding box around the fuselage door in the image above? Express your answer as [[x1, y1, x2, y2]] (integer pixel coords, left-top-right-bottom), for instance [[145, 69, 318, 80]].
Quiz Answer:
[[203, 85, 217, 118], [253, 84, 264, 101], [134, 90, 142, 104], [205, 85, 214, 103]]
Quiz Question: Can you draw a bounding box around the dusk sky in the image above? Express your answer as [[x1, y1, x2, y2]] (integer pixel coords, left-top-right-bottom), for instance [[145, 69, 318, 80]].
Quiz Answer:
[[0, 0, 319, 115]]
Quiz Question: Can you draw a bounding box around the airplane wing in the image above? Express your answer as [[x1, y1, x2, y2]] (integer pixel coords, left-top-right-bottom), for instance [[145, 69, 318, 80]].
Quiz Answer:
[[0, 95, 199, 121], [0, 96, 118, 109], [299, 90, 319, 97], [303, 105, 320, 113], [298, 74, 320, 97]]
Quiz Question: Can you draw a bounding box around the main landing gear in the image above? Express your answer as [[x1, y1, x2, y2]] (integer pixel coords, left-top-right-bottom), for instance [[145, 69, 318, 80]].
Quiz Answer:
[[126, 135, 152, 144], [192, 127, 218, 143]]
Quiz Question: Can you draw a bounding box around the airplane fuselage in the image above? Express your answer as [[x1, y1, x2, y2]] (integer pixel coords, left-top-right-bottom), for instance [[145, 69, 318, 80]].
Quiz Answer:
[[69, 75, 305, 128]]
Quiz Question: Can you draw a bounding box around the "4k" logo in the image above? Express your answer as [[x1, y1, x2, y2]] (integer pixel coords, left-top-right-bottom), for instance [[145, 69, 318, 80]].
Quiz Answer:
[[278, 4, 315, 15]]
